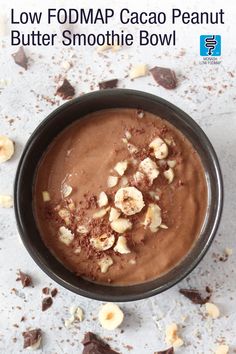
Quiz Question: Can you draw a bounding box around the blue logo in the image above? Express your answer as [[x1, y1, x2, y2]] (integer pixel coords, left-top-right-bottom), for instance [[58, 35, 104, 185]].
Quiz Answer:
[[200, 35, 221, 56]]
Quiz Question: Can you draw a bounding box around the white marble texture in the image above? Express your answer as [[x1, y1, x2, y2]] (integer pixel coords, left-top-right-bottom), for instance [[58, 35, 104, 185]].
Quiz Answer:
[[0, 0, 235, 353]]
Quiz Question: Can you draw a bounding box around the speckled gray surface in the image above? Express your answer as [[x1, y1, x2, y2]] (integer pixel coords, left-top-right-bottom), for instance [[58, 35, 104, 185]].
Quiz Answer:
[[0, 0, 236, 353]]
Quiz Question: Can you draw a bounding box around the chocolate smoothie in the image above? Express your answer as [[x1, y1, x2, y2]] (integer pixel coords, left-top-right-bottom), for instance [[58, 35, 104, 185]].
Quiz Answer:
[[33, 108, 207, 285]]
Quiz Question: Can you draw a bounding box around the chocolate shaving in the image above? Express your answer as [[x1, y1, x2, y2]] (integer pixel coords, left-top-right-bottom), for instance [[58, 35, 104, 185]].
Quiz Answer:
[[150, 66, 177, 90], [99, 79, 118, 90], [56, 79, 75, 99], [17, 271, 32, 288], [12, 47, 28, 70], [42, 297, 53, 311], [179, 288, 211, 304], [22, 328, 42, 349], [51, 288, 58, 297], [82, 332, 120, 354], [154, 348, 174, 354]]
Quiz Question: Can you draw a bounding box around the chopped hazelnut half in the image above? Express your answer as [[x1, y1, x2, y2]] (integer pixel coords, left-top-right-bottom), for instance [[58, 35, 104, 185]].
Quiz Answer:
[[74, 307, 84, 322], [109, 207, 121, 222], [114, 160, 128, 176], [205, 302, 220, 319], [107, 175, 118, 188], [0, 195, 13, 208], [110, 218, 132, 234], [98, 303, 124, 330], [164, 168, 174, 184], [74, 246, 81, 254], [160, 224, 168, 229], [64, 306, 84, 328], [127, 143, 138, 154], [224, 247, 233, 256], [58, 208, 71, 225], [149, 137, 168, 159], [114, 235, 131, 254], [114, 187, 145, 216], [98, 255, 113, 273], [0, 135, 14, 163], [129, 64, 148, 79], [139, 157, 159, 185], [98, 191, 108, 207], [58, 226, 74, 246], [167, 160, 176, 168], [42, 191, 50, 202], [77, 225, 89, 234], [93, 207, 110, 219], [120, 176, 128, 186], [215, 344, 229, 354], [134, 171, 145, 184], [90, 234, 115, 251], [165, 323, 184, 348], [58, 208, 70, 218], [143, 204, 162, 232], [125, 131, 132, 140]]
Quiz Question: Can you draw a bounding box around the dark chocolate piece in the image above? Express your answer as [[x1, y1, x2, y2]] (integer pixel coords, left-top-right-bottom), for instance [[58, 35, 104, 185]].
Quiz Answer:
[[17, 271, 32, 288], [82, 332, 120, 354], [51, 288, 58, 297], [99, 79, 118, 90], [22, 328, 42, 349], [179, 288, 211, 304], [150, 66, 177, 89], [56, 79, 75, 99], [42, 297, 53, 311], [12, 47, 28, 70], [154, 348, 174, 354], [42, 287, 50, 295]]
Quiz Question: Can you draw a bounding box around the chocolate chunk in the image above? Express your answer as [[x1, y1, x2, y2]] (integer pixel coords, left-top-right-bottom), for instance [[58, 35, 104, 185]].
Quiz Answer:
[[99, 79, 118, 90], [42, 287, 50, 295], [42, 297, 53, 311], [12, 47, 28, 70], [154, 348, 174, 354], [51, 288, 58, 297], [179, 288, 211, 304], [56, 79, 75, 100], [150, 66, 177, 90], [82, 332, 120, 354], [22, 328, 42, 349], [17, 271, 32, 288]]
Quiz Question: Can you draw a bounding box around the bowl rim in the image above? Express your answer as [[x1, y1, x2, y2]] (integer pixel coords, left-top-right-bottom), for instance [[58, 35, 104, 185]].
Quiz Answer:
[[14, 89, 224, 302]]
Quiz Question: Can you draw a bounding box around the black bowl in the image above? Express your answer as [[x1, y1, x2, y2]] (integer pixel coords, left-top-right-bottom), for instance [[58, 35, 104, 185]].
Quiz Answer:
[[14, 89, 223, 302]]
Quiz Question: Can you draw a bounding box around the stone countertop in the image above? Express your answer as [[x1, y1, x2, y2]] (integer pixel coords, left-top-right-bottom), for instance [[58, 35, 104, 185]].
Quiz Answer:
[[0, 0, 235, 353]]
